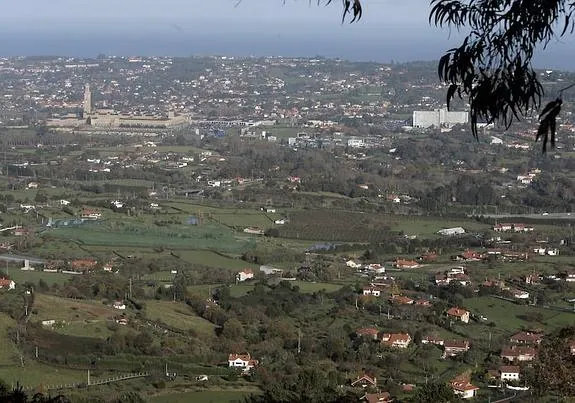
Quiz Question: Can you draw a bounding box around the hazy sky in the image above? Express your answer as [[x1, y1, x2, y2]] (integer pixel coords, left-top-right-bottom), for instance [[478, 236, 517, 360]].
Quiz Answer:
[[3, 0, 575, 68], [6, 0, 429, 28]]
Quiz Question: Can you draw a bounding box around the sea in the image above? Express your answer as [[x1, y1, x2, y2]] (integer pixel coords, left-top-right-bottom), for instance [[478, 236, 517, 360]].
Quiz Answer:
[[0, 26, 574, 70]]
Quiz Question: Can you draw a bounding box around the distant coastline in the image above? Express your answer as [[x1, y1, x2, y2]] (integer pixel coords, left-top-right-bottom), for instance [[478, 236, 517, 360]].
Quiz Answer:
[[1, 28, 574, 70]]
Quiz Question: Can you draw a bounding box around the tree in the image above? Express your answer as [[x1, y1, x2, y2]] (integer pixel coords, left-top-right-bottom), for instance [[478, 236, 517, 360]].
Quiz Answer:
[[410, 381, 457, 403], [330, 0, 572, 151], [526, 326, 575, 398]]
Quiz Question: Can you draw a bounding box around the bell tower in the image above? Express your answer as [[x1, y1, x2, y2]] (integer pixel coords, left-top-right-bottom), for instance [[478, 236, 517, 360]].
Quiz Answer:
[[83, 83, 93, 117]]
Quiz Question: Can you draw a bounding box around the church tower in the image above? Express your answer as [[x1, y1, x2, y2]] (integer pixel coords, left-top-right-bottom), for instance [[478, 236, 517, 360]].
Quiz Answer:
[[83, 83, 93, 117]]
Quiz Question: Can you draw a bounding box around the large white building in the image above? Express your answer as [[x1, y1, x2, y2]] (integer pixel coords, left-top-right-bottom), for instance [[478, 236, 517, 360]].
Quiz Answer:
[[413, 108, 469, 129]]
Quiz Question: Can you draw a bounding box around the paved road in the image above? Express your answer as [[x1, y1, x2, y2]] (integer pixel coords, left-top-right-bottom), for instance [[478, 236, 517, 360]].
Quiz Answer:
[[0, 254, 46, 265], [479, 212, 575, 220]]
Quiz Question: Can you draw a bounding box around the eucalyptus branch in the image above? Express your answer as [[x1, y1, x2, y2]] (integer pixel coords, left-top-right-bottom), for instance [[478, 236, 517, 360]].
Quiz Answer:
[[558, 82, 575, 98]]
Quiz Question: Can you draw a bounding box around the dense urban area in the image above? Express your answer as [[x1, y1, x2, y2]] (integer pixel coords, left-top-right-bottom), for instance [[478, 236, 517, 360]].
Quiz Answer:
[[0, 55, 573, 402]]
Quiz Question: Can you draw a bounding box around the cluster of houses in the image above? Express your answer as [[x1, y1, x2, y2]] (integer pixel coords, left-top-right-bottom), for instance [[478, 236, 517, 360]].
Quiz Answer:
[[352, 328, 575, 400], [356, 328, 412, 349], [435, 266, 471, 287]]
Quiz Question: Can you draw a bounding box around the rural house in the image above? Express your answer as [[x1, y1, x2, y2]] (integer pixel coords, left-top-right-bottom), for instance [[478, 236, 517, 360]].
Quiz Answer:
[[236, 269, 254, 282], [501, 346, 537, 362], [381, 333, 411, 349], [0, 278, 15, 290], [443, 339, 470, 357], [447, 307, 470, 323], [351, 373, 377, 388], [393, 259, 419, 269], [450, 373, 479, 399], [228, 353, 258, 372], [360, 392, 393, 403], [113, 301, 126, 310], [362, 286, 383, 297], [499, 366, 520, 382], [81, 208, 102, 220]]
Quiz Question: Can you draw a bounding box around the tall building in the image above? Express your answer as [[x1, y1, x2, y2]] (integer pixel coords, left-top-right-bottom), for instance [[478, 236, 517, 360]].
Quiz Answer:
[[83, 84, 93, 117], [413, 108, 468, 129]]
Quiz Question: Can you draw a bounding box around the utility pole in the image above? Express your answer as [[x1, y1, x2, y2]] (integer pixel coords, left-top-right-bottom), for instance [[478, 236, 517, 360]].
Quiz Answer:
[[297, 329, 301, 354], [35, 346, 38, 359], [129, 278, 132, 299], [87, 369, 90, 386]]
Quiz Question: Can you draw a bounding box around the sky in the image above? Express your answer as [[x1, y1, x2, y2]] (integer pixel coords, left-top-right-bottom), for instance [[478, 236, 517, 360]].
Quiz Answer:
[[3, 0, 575, 69], [4, 0, 431, 30]]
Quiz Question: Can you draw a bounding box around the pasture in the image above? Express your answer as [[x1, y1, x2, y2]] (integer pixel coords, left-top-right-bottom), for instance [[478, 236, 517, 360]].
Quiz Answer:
[[464, 296, 575, 332], [0, 313, 18, 366], [32, 294, 118, 322], [144, 300, 216, 336], [42, 221, 255, 254], [7, 270, 72, 286]]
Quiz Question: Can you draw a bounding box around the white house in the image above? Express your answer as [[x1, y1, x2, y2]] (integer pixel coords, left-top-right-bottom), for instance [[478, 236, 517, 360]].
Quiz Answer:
[[451, 375, 479, 399], [81, 209, 102, 220], [59, 199, 71, 206], [381, 333, 411, 349], [113, 301, 126, 310], [362, 287, 382, 297], [512, 290, 530, 299], [228, 353, 258, 372], [437, 227, 466, 236], [236, 269, 255, 282], [346, 260, 362, 269], [500, 366, 520, 382]]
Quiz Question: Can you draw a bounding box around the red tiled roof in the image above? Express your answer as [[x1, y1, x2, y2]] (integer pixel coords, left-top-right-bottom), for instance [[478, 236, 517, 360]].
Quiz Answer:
[[500, 365, 520, 374], [447, 307, 469, 317], [357, 328, 379, 337]]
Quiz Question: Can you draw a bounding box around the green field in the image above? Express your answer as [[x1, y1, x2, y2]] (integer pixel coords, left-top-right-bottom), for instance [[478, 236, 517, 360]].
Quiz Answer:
[[148, 390, 256, 403], [144, 300, 216, 336], [42, 221, 255, 253], [177, 250, 257, 270], [0, 363, 88, 389], [464, 296, 575, 332], [0, 313, 18, 365], [8, 270, 72, 286], [32, 294, 118, 322], [54, 320, 113, 339]]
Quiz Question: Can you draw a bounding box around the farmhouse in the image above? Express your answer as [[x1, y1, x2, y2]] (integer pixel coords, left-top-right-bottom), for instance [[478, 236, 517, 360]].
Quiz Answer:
[[360, 392, 393, 403], [501, 346, 537, 362], [70, 258, 98, 273], [236, 269, 254, 282], [437, 227, 465, 236], [443, 340, 470, 357], [421, 335, 444, 346], [381, 333, 411, 349], [362, 286, 383, 297], [0, 278, 15, 290], [500, 366, 521, 382], [228, 353, 258, 372], [447, 307, 470, 323], [394, 259, 419, 269], [81, 208, 102, 220], [351, 373, 377, 388], [450, 373, 479, 399], [510, 331, 543, 345]]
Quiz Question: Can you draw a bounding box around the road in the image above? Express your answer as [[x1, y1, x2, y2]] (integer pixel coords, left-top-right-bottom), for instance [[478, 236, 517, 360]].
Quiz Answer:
[[0, 254, 46, 265], [479, 212, 575, 220]]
